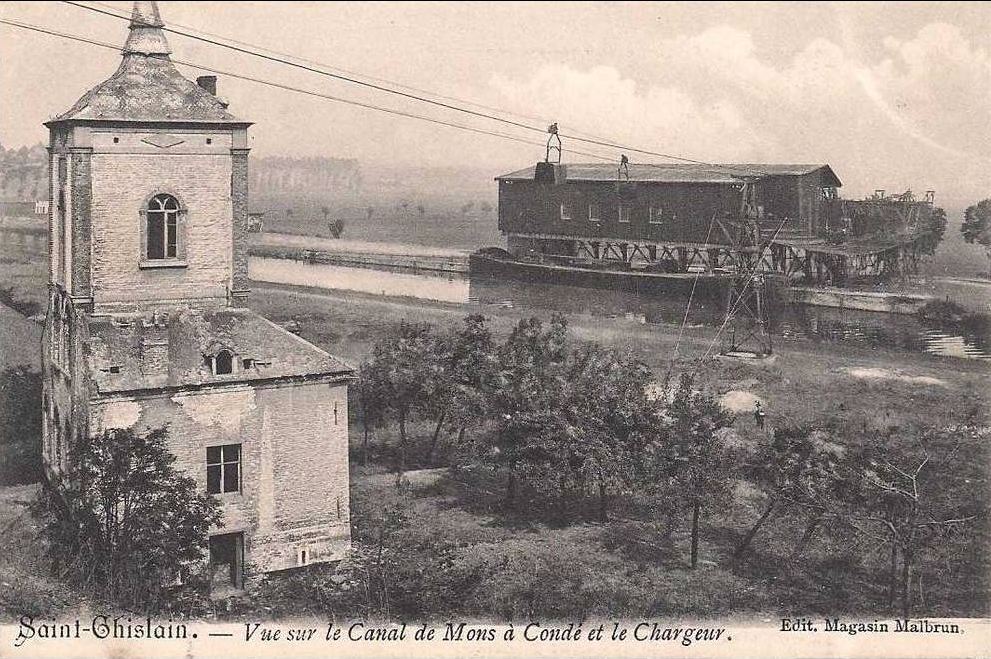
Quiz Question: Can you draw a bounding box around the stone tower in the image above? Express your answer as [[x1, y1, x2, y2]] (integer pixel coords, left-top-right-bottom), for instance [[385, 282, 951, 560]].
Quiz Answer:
[[42, 1, 353, 589]]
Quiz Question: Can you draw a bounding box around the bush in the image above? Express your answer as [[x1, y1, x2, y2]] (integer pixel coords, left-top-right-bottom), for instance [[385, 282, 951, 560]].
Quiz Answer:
[[34, 426, 222, 611], [0, 367, 42, 485]]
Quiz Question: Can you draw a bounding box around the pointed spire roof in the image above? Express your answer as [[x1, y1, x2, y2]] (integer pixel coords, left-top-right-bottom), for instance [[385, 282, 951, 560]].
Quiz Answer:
[[123, 1, 172, 56], [48, 1, 246, 125]]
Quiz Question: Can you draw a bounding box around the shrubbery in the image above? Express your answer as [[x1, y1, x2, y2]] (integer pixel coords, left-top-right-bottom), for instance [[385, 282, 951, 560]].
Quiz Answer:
[[0, 366, 42, 485], [34, 426, 222, 611]]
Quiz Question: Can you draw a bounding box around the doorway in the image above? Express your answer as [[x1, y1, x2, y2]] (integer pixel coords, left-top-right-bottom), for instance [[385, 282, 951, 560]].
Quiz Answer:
[[209, 532, 244, 593]]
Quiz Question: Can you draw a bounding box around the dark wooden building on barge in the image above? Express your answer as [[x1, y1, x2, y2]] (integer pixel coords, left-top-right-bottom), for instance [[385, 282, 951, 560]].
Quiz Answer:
[[494, 161, 936, 286]]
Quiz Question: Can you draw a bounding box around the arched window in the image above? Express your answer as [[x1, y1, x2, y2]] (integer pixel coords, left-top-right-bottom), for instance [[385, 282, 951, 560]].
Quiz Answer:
[[146, 194, 181, 260], [213, 350, 234, 375]]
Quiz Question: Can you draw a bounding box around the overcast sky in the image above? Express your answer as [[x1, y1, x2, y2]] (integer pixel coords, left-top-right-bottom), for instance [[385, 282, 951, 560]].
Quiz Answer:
[[1, 1, 989, 204]]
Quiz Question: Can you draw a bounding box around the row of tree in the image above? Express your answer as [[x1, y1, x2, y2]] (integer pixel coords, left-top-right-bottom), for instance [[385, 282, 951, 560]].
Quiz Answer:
[[357, 314, 978, 617]]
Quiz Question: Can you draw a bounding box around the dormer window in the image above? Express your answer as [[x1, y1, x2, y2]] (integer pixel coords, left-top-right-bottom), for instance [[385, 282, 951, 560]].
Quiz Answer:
[[212, 349, 234, 375]]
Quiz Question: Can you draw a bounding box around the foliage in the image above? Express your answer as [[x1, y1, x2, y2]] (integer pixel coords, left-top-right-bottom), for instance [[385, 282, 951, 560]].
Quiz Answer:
[[34, 426, 222, 610], [483, 315, 570, 503], [639, 373, 735, 568], [361, 321, 438, 473], [734, 425, 844, 558], [962, 198, 991, 274], [914, 206, 947, 256], [836, 424, 980, 618], [0, 367, 42, 485]]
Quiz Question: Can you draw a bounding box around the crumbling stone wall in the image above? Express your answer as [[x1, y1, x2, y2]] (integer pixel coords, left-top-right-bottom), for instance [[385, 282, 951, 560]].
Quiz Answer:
[[89, 378, 351, 575]]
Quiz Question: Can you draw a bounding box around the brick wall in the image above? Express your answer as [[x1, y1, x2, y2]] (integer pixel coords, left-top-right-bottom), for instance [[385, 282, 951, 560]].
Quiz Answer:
[[89, 378, 351, 575], [230, 149, 250, 305], [89, 152, 234, 308]]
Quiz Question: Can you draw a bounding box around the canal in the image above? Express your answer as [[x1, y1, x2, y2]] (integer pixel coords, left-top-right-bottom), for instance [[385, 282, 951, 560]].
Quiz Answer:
[[250, 257, 991, 361]]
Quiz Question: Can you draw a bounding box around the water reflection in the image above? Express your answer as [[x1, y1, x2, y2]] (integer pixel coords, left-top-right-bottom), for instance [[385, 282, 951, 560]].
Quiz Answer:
[[249, 257, 990, 361], [250, 257, 469, 304]]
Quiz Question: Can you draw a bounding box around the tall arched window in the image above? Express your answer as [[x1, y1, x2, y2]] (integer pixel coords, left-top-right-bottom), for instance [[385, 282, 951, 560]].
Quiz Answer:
[[146, 193, 181, 260]]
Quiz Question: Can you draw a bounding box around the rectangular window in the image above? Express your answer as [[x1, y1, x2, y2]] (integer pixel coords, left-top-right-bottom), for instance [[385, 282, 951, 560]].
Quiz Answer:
[[618, 204, 632, 223], [649, 205, 664, 224], [560, 202, 572, 220], [588, 202, 602, 223], [207, 444, 241, 494]]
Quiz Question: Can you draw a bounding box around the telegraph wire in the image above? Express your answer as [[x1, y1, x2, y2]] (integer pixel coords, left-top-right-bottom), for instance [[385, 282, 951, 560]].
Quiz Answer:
[[0, 16, 617, 162], [82, 0, 561, 131], [62, 0, 771, 177]]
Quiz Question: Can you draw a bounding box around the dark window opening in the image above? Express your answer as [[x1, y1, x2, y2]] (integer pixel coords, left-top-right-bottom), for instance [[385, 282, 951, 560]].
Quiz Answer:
[[113, 137, 120, 144], [242, 358, 254, 370], [207, 443, 241, 494], [146, 193, 180, 260], [209, 532, 243, 591], [214, 350, 233, 375], [206, 138, 213, 145]]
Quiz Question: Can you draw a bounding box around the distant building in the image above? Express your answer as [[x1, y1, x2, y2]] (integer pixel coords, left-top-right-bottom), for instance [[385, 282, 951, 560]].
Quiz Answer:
[[495, 161, 933, 284], [42, 1, 353, 592]]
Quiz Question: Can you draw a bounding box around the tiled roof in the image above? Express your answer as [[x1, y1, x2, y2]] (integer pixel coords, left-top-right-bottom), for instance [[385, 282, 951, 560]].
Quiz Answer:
[[87, 307, 353, 394], [49, 1, 244, 125], [496, 163, 841, 186], [50, 54, 243, 124]]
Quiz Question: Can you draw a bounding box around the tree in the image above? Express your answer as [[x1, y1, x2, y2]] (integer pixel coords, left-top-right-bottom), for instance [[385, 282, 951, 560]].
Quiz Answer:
[[734, 426, 843, 559], [559, 344, 654, 521], [365, 322, 438, 475], [914, 206, 946, 256], [646, 373, 734, 569], [36, 426, 222, 609], [962, 199, 991, 276], [485, 315, 570, 507], [842, 426, 976, 619], [420, 314, 498, 464], [357, 360, 390, 466]]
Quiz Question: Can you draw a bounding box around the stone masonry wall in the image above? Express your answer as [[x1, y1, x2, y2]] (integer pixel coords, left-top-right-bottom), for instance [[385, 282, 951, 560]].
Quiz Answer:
[[89, 378, 351, 576], [89, 152, 233, 309]]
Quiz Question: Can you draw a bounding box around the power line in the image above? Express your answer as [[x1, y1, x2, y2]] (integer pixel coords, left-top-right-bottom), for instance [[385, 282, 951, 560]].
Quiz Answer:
[[83, 0, 560, 131], [0, 16, 616, 162], [62, 0, 770, 177]]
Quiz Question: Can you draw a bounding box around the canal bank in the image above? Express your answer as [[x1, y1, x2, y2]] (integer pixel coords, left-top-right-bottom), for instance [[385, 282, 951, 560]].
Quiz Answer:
[[248, 257, 990, 361], [249, 232, 470, 273], [250, 235, 953, 315]]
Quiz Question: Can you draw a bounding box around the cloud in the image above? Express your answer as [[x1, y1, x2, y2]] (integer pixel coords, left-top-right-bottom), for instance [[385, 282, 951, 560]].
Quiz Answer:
[[486, 22, 991, 205]]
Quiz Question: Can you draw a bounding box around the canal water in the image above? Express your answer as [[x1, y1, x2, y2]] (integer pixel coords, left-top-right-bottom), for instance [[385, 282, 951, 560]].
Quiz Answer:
[[249, 257, 991, 361]]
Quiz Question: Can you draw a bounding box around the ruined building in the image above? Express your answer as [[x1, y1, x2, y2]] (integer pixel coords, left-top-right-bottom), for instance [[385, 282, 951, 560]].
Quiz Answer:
[[41, 1, 353, 590]]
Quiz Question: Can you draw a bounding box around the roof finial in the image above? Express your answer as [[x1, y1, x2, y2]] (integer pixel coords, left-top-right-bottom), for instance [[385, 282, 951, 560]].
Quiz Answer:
[[123, 1, 172, 56]]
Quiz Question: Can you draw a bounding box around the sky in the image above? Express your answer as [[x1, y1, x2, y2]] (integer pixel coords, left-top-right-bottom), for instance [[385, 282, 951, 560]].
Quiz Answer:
[[1, 1, 989, 205]]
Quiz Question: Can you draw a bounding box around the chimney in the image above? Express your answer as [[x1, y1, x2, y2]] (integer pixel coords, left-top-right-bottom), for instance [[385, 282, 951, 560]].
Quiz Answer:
[[196, 75, 218, 95]]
